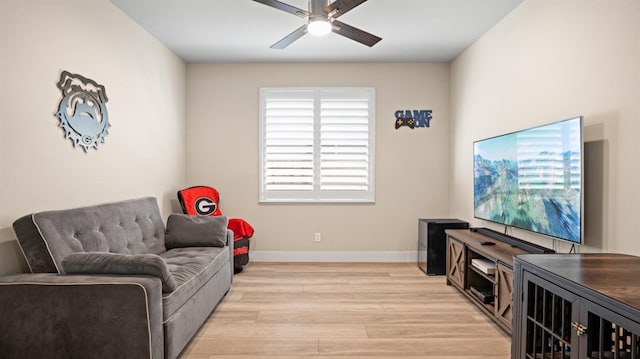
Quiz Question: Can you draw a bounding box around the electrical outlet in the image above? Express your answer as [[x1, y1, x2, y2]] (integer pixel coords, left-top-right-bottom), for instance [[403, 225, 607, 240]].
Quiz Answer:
[[314, 232, 321, 242]]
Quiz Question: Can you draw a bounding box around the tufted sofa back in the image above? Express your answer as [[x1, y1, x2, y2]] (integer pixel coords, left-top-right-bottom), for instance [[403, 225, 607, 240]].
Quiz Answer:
[[13, 197, 167, 273]]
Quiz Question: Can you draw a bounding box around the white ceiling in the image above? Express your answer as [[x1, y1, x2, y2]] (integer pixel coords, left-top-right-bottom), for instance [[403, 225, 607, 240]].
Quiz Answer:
[[110, 0, 523, 63]]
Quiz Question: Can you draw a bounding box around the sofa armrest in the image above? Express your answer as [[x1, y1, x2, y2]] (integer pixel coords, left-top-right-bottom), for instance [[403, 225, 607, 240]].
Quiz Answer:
[[0, 273, 164, 359], [227, 229, 234, 283], [62, 252, 177, 292]]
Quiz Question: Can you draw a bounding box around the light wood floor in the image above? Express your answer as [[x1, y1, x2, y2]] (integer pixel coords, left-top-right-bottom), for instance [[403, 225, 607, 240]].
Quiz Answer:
[[180, 262, 511, 359]]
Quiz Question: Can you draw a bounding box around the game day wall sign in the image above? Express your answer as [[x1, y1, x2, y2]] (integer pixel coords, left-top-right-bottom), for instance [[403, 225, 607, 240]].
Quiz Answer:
[[395, 109, 432, 129]]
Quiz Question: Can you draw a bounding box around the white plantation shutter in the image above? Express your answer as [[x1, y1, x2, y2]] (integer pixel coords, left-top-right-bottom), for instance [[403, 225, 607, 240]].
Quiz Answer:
[[320, 97, 370, 191], [263, 95, 315, 191], [260, 88, 375, 203]]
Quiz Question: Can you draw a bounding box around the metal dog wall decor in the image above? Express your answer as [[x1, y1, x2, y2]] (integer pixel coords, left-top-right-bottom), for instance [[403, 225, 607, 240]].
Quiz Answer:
[[395, 109, 432, 129], [55, 71, 110, 152]]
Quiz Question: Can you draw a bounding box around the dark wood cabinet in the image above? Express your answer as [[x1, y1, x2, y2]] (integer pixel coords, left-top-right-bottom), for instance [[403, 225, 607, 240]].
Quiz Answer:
[[512, 254, 640, 359]]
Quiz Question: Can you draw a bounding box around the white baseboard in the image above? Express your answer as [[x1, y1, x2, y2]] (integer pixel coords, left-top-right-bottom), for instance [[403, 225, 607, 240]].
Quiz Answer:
[[250, 251, 418, 263]]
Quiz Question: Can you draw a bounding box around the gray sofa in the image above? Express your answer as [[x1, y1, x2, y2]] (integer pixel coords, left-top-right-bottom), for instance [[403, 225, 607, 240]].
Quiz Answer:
[[0, 197, 233, 359]]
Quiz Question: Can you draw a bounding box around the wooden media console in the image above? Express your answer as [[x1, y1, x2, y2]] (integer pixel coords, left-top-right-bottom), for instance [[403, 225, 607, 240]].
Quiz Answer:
[[445, 228, 553, 334]]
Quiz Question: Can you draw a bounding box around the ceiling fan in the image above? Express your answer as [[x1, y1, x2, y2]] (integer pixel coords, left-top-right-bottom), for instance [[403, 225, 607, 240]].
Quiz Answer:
[[252, 0, 382, 49]]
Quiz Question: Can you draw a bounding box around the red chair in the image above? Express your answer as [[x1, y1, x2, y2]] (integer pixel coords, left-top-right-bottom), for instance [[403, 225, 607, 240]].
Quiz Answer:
[[177, 186, 254, 273]]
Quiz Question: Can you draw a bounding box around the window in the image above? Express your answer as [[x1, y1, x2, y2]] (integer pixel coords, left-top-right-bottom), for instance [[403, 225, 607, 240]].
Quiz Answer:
[[259, 88, 375, 203]]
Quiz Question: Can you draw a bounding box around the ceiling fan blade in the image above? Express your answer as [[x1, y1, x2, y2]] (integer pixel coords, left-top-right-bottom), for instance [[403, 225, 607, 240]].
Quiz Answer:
[[332, 20, 381, 47], [252, 0, 309, 18], [271, 25, 308, 49], [325, 0, 367, 19]]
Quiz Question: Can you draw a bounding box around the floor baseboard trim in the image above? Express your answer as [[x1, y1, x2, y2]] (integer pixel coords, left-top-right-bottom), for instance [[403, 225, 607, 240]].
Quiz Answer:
[[250, 251, 418, 263]]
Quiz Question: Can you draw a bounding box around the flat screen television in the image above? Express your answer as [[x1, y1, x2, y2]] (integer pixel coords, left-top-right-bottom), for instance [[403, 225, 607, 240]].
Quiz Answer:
[[473, 116, 583, 244]]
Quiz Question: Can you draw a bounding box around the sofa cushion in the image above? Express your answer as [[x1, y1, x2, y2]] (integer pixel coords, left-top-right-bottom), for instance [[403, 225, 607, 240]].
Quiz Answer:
[[160, 246, 229, 320], [61, 252, 177, 292], [165, 214, 228, 249], [13, 197, 166, 273]]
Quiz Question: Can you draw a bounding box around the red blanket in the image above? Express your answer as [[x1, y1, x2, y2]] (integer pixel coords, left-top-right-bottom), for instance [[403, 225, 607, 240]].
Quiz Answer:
[[177, 185, 254, 241], [228, 218, 254, 240]]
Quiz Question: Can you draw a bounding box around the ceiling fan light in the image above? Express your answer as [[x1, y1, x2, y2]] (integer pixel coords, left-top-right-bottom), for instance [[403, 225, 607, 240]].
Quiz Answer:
[[308, 20, 332, 36]]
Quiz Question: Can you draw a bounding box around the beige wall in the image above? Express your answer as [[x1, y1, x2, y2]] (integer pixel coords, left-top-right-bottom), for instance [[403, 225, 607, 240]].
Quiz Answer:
[[186, 63, 450, 260], [0, 0, 187, 274], [3, 0, 635, 270], [450, 0, 640, 254]]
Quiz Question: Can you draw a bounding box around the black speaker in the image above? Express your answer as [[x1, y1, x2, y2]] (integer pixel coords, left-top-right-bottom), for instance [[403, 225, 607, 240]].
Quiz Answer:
[[418, 219, 469, 275]]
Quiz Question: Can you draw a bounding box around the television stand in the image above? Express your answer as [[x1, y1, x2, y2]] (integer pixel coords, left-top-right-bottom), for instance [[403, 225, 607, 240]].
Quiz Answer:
[[445, 228, 553, 334]]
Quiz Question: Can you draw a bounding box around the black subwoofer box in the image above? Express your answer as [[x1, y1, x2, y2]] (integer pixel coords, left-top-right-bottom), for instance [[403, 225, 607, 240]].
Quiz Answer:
[[418, 218, 469, 275]]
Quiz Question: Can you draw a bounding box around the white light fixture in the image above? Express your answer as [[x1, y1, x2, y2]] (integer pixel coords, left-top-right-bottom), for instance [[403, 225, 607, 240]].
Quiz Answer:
[[308, 20, 331, 36]]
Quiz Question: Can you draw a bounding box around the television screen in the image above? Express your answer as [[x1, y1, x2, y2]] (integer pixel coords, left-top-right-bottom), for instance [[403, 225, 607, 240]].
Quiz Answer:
[[473, 116, 583, 244]]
